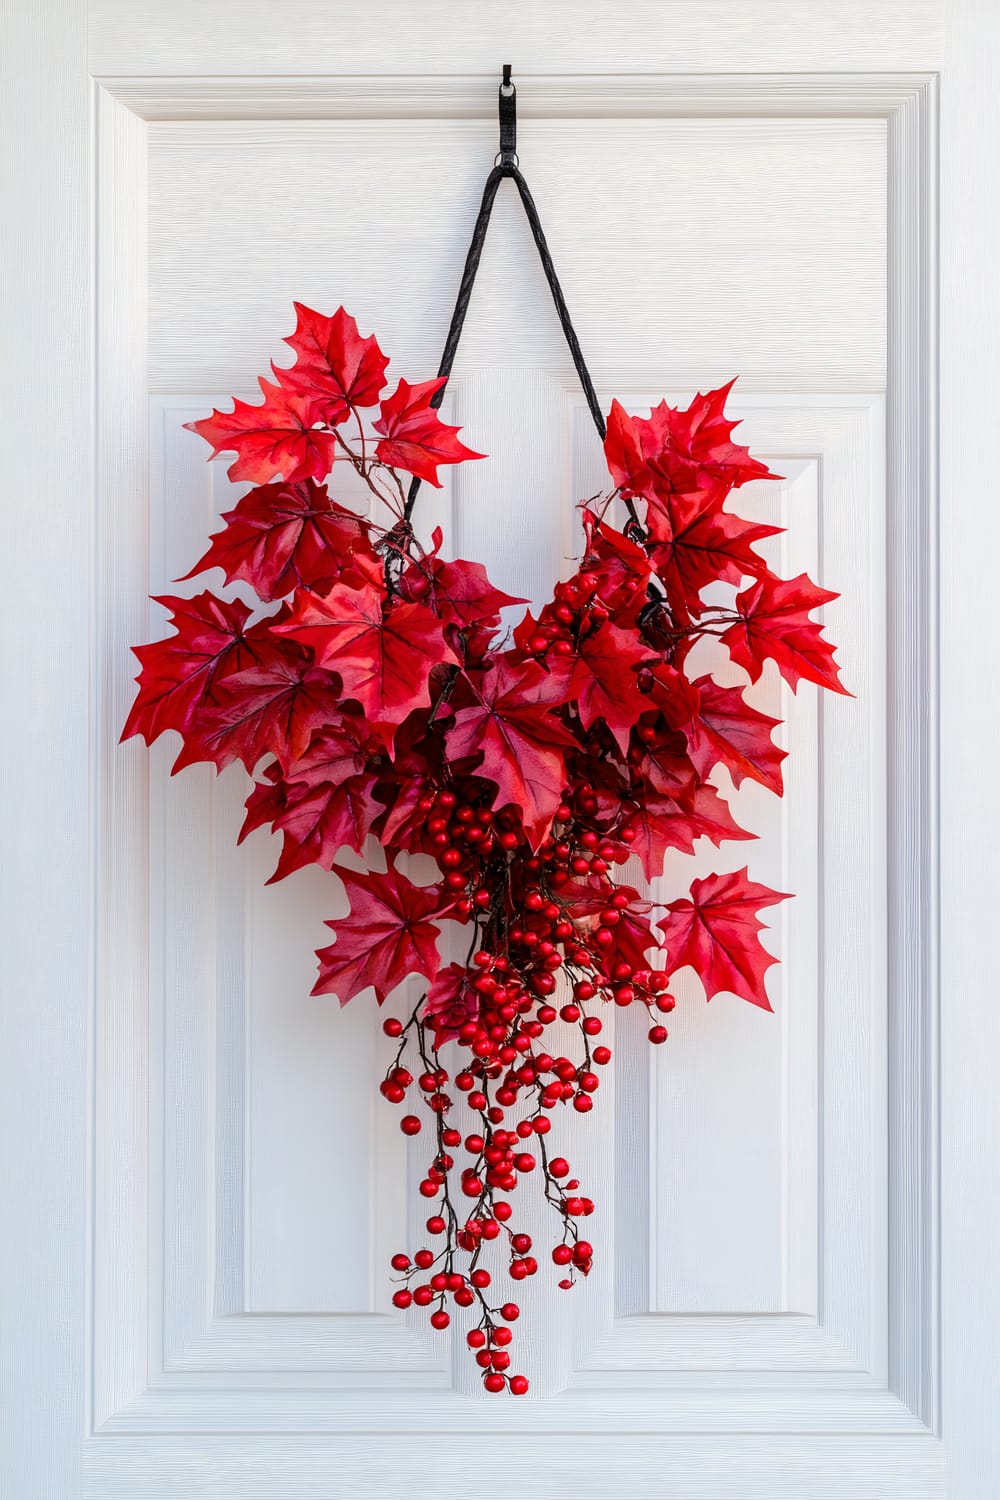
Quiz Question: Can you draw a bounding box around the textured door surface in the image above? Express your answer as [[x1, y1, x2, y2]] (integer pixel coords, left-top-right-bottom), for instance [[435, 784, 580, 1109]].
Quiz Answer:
[[9, 4, 998, 1498]]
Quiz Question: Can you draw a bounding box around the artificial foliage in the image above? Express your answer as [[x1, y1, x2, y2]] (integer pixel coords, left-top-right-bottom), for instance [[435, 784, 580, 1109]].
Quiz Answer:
[[124, 303, 846, 1394]]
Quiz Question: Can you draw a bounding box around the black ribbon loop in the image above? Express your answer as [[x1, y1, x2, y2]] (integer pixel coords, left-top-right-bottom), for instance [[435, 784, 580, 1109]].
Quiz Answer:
[[403, 66, 606, 521]]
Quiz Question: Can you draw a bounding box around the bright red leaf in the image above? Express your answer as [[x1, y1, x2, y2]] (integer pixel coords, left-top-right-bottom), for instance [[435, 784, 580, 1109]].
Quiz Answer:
[[279, 302, 389, 424], [313, 864, 445, 1004], [647, 487, 779, 614], [275, 579, 460, 749], [401, 553, 526, 630], [658, 867, 790, 1009], [626, 785, 754, 881], [185, 375, 337, 486], [580, 512, 653, 622], [603, 399, 654, 499], [374, 377, 484, 487], [566, 620, 651, 752], [652, 666, 787, 795], [722, 573, 849, 694]]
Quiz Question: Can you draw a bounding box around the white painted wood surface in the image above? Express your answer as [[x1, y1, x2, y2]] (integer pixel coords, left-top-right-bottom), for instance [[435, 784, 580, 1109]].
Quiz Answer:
[[4, 3, 998, 1497]]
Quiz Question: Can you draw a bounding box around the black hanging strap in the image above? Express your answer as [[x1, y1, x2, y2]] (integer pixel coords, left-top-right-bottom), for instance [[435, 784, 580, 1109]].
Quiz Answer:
[[403, 66, 606, 521]]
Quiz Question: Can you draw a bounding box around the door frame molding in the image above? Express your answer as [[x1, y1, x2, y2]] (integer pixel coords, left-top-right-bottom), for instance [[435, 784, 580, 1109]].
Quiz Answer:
[[83, 71, 941, 1495]]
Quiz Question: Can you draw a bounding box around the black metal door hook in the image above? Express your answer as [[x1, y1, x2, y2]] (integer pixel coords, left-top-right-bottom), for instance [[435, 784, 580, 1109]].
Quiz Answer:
[[498, 62, 517, 168]]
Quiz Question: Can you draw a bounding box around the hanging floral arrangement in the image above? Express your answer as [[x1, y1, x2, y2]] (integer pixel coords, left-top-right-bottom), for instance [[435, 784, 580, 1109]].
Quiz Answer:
[[123, 72, 845, 1397]]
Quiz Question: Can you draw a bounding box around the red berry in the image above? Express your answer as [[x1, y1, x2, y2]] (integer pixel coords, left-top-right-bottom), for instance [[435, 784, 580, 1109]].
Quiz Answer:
[[509, 1375, 530, 1395], [392, 1289, 412, 1309], [484, 1373, 506, 1393], [648, 1025, 668, 1045], [501, 1302, 520, 1321], [430, 1309, 450, 1330], [400, 1114, 421, 1135]]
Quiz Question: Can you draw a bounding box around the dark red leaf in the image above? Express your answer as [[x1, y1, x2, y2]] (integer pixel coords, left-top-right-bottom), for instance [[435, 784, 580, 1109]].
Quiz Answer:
[[446, 659, 575, 847], [425, 963, 481, 1040], [121, 591, 257, 753], [313, 864, 445, 1004], [179, 641, 342, 773], [181, 479, 377, 602], [262, 731, 382, 881], [401, 554, 526, 630]]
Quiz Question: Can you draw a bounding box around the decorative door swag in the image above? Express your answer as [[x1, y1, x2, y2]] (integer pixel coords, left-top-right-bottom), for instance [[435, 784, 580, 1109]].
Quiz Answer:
[[124, 68, 846, 1396]]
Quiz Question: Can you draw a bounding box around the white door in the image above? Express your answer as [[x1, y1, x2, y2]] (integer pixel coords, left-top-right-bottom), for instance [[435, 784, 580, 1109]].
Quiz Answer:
[[4, 4, 998, 1498]]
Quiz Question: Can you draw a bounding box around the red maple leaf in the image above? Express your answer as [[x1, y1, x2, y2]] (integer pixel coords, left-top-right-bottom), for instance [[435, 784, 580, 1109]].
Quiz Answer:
[[274, 579, 460, 749], [185, 375, 336, 486], [626, 784, 755, 881], [401, 554, 526, 630], [647, 487, 779, 615], [658, 868, 790, 1009], [578, 512, 653, 624], [313, 864, 445, 1004], [630, 719, 698, 805], [425, 963, 481, 1040], [446, 659, 575, 847], [180, 641, 342, 773], [605, 385, 777, 499], [239, 761, 288, 839], [278, 303, 389, 424], [566, 620, 652, 752], [559, 879, 657, 975], [652, 667, 787, 795], [603, 399, 654, 498], [373, 377, 484, 487], [721, 573, 849, 694], [261, 731, 382, 882], [181, 479, 377, 602], [121, 592, 257, 753]]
